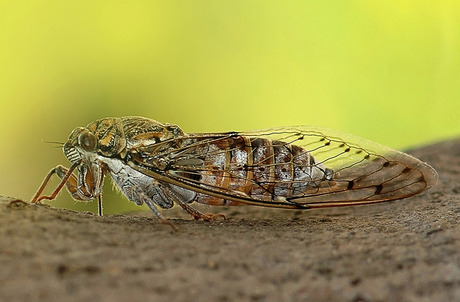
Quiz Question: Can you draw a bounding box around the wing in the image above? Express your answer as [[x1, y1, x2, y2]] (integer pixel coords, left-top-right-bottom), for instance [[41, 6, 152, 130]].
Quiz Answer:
[[127, 126, 438, 209]]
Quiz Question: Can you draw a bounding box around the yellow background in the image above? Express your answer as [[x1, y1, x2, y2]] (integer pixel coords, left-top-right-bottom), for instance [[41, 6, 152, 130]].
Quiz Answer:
[[1, 1, 459, 213]]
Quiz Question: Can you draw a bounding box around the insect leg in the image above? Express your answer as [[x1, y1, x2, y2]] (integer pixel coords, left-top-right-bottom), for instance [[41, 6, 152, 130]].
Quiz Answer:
[[163, 185, 226, 221], [177, 200, 227, 221], [145, 201, 178, 232], [134, 187, 177, 231], [97, 195, 103, 216], [31, 161, 81, 203]]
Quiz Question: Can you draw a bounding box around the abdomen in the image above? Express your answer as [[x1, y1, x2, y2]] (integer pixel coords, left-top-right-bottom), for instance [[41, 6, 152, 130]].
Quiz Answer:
[[178, 135, 328, 206]]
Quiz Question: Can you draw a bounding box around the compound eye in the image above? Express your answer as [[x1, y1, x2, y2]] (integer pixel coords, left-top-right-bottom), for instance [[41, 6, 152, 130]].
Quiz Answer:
[[79, 131, 96, 151]]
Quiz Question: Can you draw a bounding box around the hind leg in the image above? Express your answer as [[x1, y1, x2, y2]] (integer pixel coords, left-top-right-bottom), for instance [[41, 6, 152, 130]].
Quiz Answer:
[[163, 185, 226, 221]]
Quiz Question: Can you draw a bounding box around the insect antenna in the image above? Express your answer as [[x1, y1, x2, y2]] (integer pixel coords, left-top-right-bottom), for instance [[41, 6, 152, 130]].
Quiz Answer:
[[42, 139, 65, 148]]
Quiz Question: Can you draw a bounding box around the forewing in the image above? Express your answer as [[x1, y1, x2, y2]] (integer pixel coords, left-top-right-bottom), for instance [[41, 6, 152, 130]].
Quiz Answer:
[[242, 127, 437, 207], [128, 127, 438, 209]]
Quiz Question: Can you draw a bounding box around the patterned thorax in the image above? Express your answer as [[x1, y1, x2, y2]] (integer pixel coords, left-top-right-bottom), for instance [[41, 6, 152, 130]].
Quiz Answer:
[[63, 117, 182, 161]]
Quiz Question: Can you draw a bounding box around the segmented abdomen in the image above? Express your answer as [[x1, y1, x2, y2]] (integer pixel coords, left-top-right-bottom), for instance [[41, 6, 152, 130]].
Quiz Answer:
[[179, 135, 328, 206]]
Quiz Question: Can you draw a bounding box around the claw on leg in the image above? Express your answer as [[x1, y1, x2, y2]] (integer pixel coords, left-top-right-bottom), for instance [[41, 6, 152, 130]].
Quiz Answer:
[[158, 218, 178, 232]]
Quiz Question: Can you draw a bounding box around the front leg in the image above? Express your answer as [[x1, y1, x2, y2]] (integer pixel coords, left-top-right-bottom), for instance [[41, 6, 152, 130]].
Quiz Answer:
[[31, 162, 81, 203], [31, 161, 104, 216]]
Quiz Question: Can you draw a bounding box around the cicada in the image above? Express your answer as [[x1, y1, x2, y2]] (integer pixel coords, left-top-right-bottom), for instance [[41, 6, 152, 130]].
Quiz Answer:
[[31, 116, 438, 230]]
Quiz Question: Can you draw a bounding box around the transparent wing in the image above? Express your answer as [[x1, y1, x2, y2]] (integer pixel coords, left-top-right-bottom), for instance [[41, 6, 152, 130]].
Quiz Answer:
[[241, 126, 438, 206], [128, 126, 438, 209]]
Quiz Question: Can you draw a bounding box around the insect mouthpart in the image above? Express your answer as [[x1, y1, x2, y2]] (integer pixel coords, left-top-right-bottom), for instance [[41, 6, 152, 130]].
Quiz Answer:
[[63, 144, 82, 165]]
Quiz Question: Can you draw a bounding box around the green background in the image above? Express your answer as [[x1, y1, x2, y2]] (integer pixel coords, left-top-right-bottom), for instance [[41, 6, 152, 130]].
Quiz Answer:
[[1, 1, 459, 213]]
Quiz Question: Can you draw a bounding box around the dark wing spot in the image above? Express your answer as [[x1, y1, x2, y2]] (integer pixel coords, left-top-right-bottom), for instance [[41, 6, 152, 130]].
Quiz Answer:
[[347, 181, 354, 190], [375, 184, 383, 194]]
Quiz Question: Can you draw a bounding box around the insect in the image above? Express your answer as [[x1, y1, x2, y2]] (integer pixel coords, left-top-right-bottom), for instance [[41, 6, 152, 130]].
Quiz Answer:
[[31, 116, 438, 230]]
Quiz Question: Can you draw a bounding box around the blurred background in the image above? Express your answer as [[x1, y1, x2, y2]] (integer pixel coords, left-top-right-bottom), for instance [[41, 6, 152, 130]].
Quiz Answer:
[[1, 1, 459, 213]]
